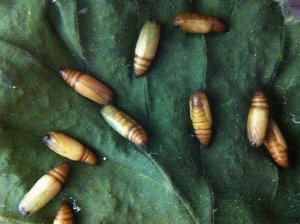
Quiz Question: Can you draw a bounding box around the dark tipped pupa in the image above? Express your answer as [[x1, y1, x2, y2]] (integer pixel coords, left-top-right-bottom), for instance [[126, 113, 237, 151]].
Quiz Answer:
[[18, 163, 71, 216], [53, 202, 74, 224], [174, 12, 226, 34], [100, 105, 148, 147], [43, 132, 98, 165], [134, 20, 161, 77], [247, 91, 269, 148], [60, 69, 114, 105], [189, 91, 212, 146], [264, 118, 289, 169]]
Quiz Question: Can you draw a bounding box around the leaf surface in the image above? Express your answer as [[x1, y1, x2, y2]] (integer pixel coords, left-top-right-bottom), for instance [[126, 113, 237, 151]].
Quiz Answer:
[[0, 0, 299, 223]]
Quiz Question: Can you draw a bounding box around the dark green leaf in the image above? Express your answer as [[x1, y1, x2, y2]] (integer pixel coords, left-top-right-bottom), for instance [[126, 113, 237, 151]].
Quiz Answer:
[[0, 0, 299, 223]]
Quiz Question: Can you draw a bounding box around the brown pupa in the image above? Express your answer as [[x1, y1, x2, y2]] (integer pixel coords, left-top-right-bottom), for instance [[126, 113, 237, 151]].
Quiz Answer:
[[264, 118, 289, 169], [174, 12, 226, 33], [189, 91, 212, 146], [18, 162, 71, 216], [60, 68, 114, 105], [43, 132, 98, 165], [53, 202, 74, 224]]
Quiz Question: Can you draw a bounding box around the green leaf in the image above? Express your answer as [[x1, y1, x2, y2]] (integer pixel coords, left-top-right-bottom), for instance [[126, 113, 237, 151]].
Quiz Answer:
[[268, 23, 300, 223], [0, 0, 299, 223]]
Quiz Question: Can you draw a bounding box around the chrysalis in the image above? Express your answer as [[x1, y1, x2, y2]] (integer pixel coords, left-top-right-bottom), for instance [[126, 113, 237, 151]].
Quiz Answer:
[[247, 91, 269, 148], [264, 118, 289, 169], [53, 202, 74, 224], [60, 69, 114, 105], [43, 132, 98, 165], [189, 91, 212, 146], [18, 163, 71, 216], [174, 12, 226, 34], [100, 105, 148, 147], [134, 20, 161, 77]]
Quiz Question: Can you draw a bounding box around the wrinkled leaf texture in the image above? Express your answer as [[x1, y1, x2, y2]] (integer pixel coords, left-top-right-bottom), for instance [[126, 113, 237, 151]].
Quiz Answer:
[[0, 0, 299, 223]]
